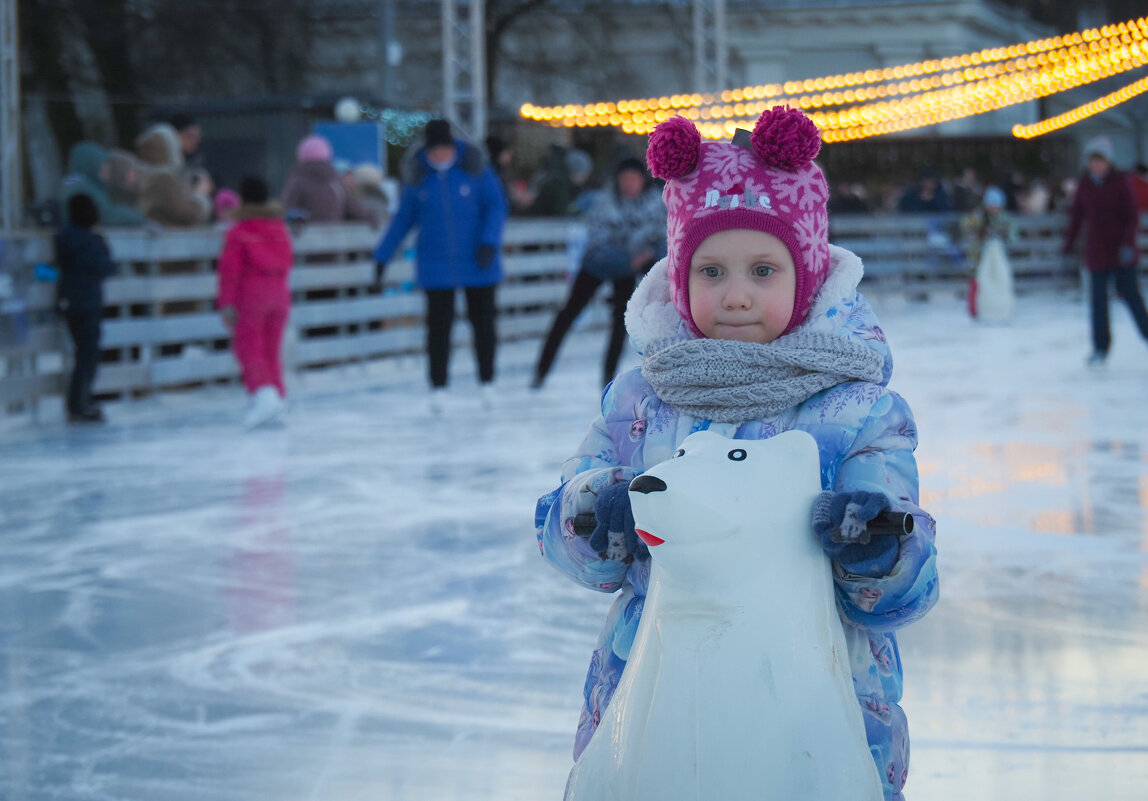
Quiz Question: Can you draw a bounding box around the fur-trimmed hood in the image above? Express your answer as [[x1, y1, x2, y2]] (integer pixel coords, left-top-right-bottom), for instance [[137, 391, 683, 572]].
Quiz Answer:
[[624, 243, 893, 385], [135, 123, 186, 170], [234, 201, 285, 221]]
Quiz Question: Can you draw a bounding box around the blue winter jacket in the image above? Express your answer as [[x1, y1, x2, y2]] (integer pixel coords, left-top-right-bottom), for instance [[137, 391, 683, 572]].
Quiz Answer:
[[535, 247, 939, 801], [373, 139, 507, 289]]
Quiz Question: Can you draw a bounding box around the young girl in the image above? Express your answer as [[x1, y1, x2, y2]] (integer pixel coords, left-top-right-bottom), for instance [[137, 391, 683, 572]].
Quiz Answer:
[[534, 107, 939, 800], [217, 175, 294, 428]]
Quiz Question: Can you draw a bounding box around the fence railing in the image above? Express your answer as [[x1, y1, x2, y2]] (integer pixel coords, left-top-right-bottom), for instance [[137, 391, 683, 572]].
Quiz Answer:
[[0, 219, 585, 420], [1, 211, 1145, 421]]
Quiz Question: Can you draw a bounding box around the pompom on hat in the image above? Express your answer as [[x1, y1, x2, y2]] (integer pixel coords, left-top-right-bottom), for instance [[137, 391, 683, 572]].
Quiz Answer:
[[646, 106, 830, 337]]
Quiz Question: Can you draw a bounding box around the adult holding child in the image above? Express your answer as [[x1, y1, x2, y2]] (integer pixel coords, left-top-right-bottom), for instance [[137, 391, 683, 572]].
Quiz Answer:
[[134, 122, 213, 226]]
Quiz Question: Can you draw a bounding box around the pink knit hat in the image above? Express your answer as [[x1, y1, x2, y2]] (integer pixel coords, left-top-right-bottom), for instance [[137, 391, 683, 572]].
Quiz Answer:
[[646, 106, 830, 337], [213, 188, 240, 216], [296, 134, 333, 163]]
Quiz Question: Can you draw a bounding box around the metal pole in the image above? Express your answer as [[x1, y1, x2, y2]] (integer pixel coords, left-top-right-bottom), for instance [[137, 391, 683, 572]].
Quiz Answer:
[[441, 0, 486, 144], [378, 0, 394, 105], [693, 0, 705, 95], [693, 0, 728, 96], [714, 0, 727, 94], [1, 0, 21, 231], [442, 0, 455, 123], [471, 0, 485, 143]]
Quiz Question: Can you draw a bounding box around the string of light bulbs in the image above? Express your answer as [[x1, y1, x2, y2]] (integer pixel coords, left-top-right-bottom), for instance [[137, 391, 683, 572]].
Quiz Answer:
[[1012, 73, 1148, 138], [520, 16, 1148, 141], [641, 33, 1146, 138]]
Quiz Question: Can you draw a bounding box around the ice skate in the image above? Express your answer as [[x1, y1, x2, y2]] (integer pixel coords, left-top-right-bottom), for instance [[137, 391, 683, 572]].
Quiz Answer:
[[243, 385, 283, 429], [67, 406, 106, 425], [479, 382, 496, 410], [428, 387, 447, 416]]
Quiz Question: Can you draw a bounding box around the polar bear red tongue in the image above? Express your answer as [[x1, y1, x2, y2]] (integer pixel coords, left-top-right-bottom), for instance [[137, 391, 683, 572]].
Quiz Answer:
[[636, 529, 664, 547]]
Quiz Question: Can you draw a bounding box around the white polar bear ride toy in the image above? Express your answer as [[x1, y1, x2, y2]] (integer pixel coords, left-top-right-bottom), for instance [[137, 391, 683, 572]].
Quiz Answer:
[[564, 429, 884, 801]]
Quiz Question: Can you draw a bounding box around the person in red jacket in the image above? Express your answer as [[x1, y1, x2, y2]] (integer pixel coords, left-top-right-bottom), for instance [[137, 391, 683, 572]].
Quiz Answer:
[[1130, 162, 1148, 216], [217, 176, 294, 428], [1063, 136, 1148, 365]]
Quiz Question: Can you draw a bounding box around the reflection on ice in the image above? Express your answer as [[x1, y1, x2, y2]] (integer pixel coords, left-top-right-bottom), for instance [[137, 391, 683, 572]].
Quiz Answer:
[[2, 292, 1148, 800]]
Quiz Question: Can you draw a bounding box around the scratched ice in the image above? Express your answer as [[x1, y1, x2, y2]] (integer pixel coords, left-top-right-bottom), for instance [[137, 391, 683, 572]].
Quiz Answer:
[[2, 290, 1147, 801]]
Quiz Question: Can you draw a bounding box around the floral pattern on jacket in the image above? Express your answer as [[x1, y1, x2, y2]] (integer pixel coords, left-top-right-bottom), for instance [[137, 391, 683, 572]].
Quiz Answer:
[[535, 245, 938, 801]]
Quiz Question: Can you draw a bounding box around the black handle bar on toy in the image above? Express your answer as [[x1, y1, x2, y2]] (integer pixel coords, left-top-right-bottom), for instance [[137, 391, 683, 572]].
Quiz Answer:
[[571, 511, 914, 538]]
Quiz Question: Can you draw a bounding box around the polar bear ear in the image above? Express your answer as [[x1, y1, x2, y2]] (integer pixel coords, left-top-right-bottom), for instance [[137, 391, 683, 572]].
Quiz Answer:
[[646, 115, 701, 180], [750, 105, 821, 172]]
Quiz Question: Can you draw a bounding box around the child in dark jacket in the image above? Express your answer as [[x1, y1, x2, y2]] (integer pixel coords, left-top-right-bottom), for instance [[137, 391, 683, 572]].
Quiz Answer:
[[217, 176, 294, 429], [54, 194, 116, 423]]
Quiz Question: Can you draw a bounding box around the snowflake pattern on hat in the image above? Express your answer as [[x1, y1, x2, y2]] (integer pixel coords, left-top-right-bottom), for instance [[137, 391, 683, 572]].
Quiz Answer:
[[647, 106, 830, 337]]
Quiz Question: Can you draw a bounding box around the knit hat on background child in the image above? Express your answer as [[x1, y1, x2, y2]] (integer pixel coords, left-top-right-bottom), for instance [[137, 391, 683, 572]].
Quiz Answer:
[[646, 106, 830, 337], [295, 134, 333, 164], [213, 188, 240, 217], [982, 186, 1006, 209]]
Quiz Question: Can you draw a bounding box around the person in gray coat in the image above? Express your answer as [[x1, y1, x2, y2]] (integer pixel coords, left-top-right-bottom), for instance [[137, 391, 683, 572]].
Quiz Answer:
[[532, 157, 666, 389]]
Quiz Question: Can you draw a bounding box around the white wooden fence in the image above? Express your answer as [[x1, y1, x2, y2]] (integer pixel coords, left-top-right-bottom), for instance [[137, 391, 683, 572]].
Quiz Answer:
[[1, 211, 1145, 421], [0, 219, 585, 420]]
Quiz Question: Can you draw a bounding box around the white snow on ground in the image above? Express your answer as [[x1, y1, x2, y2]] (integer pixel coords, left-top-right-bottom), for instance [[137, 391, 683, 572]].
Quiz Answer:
[[1, 287, 1147, 800]]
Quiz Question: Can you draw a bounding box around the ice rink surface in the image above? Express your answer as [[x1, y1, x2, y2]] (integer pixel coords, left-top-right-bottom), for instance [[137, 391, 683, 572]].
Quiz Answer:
[[2, 289, 1147, 800]]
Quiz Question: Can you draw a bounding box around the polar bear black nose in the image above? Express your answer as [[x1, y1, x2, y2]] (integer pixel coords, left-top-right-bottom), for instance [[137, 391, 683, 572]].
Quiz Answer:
[[629, 475, 668, 494]]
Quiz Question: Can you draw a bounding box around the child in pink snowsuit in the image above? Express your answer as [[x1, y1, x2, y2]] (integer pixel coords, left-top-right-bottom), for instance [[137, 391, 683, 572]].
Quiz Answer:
[[217, 176, 293, 424]]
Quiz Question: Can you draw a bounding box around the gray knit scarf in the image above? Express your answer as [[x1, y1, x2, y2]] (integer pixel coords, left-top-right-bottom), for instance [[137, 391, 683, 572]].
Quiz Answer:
[[641, 332, 886, 423]]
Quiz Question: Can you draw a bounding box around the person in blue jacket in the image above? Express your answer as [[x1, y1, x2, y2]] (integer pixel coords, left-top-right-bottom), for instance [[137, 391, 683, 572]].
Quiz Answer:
[[535, 108, 938, 800], [54, 194, 118, 423], [372, 119, 507, 411]]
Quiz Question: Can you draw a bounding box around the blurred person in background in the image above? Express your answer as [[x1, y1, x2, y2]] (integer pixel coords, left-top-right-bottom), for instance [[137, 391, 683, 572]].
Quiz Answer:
[[372, 119, 507, 413], [1019, 177, 1051, 215], [348, 163, 391, 224], [213, 188, 241, 225], [1063, 136, 1148, 366], [54, 194, 117, 424], [528, 144, 579, 216], [961, 186, 1017, 322], [282, 134, 380, 227], [897, 168, 952, 213], [829, 181, 870, 214], [1130, 162, 1148, 215], [58, 142, 146, 227], [169, 113, 206, 176], [532, 156, 666, 390], [485, 135, 519, 213], [565, 149, 599, 216], [102, 149, 144, 210], [951, 166, 982, 213], [135, 122, 213, 226], [217, 176, 294, 429]]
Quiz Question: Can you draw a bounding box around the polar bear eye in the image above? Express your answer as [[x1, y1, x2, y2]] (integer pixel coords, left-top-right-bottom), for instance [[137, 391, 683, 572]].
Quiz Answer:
[[673, 448, 685, 458], [728, 448, 747, 461]]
